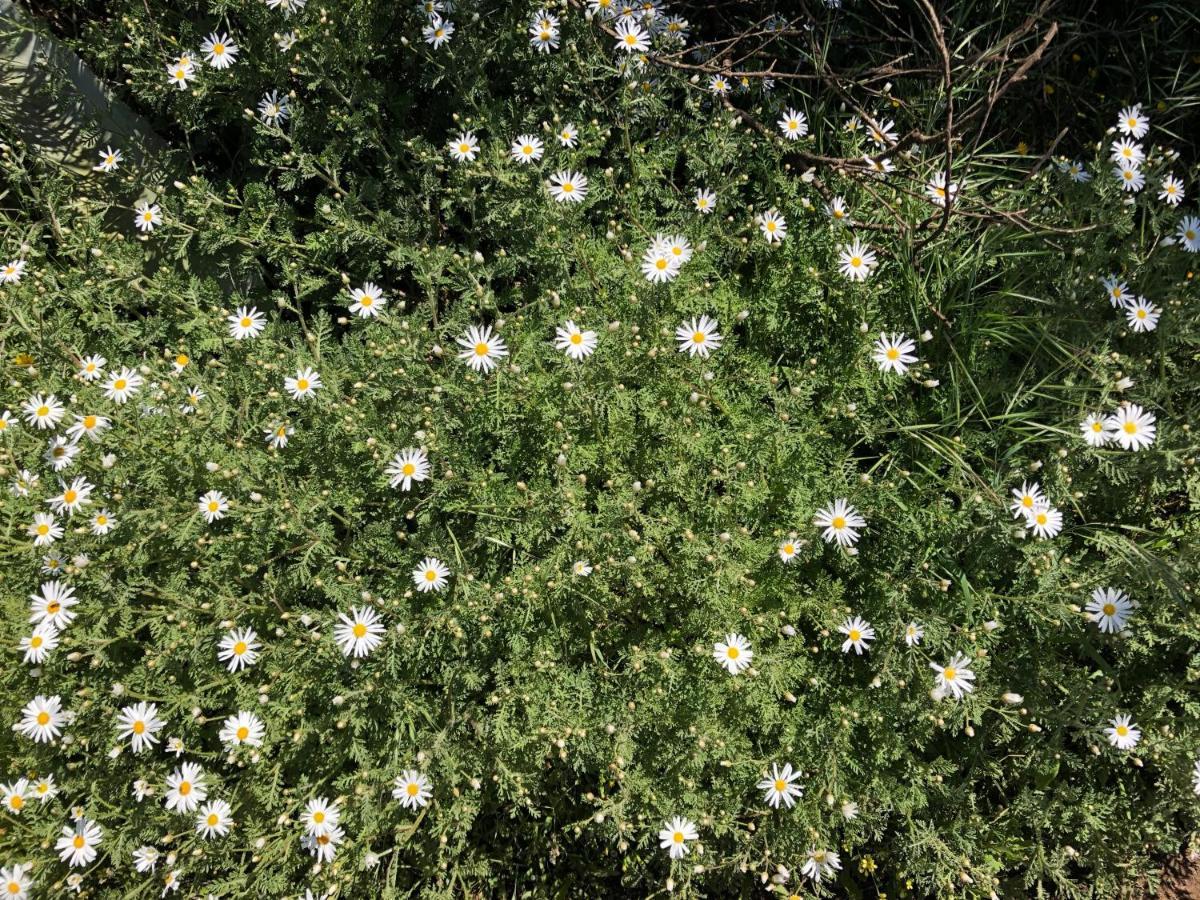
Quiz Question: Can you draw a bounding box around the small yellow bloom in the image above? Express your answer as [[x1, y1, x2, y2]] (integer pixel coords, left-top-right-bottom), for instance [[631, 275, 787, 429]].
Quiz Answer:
[[13, 353, 34, 367]]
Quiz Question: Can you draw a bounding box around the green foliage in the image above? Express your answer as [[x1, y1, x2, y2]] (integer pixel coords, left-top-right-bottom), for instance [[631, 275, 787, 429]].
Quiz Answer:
[[0, 1, 1198, 897]]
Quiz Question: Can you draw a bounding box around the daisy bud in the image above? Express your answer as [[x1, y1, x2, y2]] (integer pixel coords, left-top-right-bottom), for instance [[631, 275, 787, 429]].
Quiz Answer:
[[1002, 692, 1023, 705], [473, 251, 484, 263], [921, 330, 933, 341], [859, 321, 869, 332], [332, 695, 345, 706], [983, 620, 1000, 631], [965, 725, 975, 737], [432, 344, 444, 357], [781, 624, 796, 637], [102, 453, 117, 468], [1027, 722, 1042, 732], [923, 379, 940, 388]]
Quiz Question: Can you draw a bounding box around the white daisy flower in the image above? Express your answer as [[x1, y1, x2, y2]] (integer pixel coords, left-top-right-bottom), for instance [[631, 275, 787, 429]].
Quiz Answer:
[[1086, 587, 1133, 634], [1104, 714, 1140, 750], [47, 476, 94, 516], [198, 490, 230, 523], [555, 321, 598, 360], [1023, 503, 1063, 539], [930, 653, 976, 700], [557, 123, 579, 147], [510, 134, 544, 164], [1109, 137, 1144, 165], [218, 627, 260, 672], [302, 797, 340, 837], [614, 19, 650, 52], [334, 605, 386, 658], [675, 315, 722, 358], [872, 333, 917, 374], [21, 622, 60, 664], [117, 702, 166, 753], [1114, 160, 1144, 192], [94, 146, 122, 172], [1105, 403, 1156, 451], [457, 324, 509, 373], [386, 447, 430, 490], [219, 711, 266, 748], [134, 201, 162, 232], [657, 817, 698, 859], [16, 694, 65, 743], [757, 762, 803, 809], [28, 512, 64, 546], [777, 538, 799, 563], [448, 131, 479, 162], [0, 259, 25, 283], [258, 90, 289, 125], [693, 187, 716, 214], [423, 15, 454, 47], [904, 622, 924, 647], [814, 498, 865, 547], [164, 762, 207, 813], [1159, 175, 1185, 206], [777, 108, 808, 140], [1124, 297, 1160, 332], [548, 170, 588, 203], [30, 580, 78, 630], [201, 32, 238, 69], [838, 238, 877, 281], [284, 367, 322, 400], [1177, 216, 1200, 252], [1116, 104, 1149, 139], [228, 306, 266, 339], [349, 282, 386, 318], [712, 632, 753, 675], [838, 616, 875, 654], [56, 817, 102, 867], [802, 848, 842, 883], [392, 770, 433, 809], [572, 560, 593, 577], [758, 208, 787, 243], [1009, 480, 1045, 518], [196, 799, 233, 839], [1080, 413, 1113, 447], [412, 557, 451, 593], [22, 393, 65, 429]]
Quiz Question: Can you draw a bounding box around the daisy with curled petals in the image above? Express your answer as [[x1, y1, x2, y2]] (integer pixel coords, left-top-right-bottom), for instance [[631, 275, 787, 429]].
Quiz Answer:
[[201, 32, 238, 69], [1114, 160, 1144, 192], [386, 447, 430, 490], [0, 863, 31, 899], [572, 560, 593, 577], [302, 825, 344, 863], [218, 627, 260, 672], [1177, 216, 1200, 252], [56, 817, 102, 867], [1105, 714, 1140, 750], [22, 393, 65, 429], [867, 116, 897, 146], [529, 21, 559, 54], [28, 513, 63, 547], [712, 632, 752, 674], [457, 324, 509, 373], [197, 799, 233, 839], [838, 238, 877, 281], [557, 123, 579, 147], [864, 154, 894, 176], [931, 654, 975, 700], [79, 353, 106, 380], [48, 476, 94, 516], [778, 538, 799, 564], [1009, 481, 1045, 518], [926, 171, 958, 207], [134, 201, 162, 232], [198, 490, 229, 523], [265, 423, 293, 449], [1059, 160, 1091, 183], [838, 616, 874, 654], [166, 60, 194, 90], [30, 580, 77, 630], [393, 770, 433, 809], [1100, 274, 1129, 307], [814, 498, 865, 547], [448, 131, 479, 162], [303, 797, 339, 836], [1087, 587, 1133, 634], [555, 321, 598, 360], [348, 282, 386, 318], [412, 557, 451, 593], [1109, 137, 1145, 166], [510, 135, 544, 164], [904, 622, 924, 647], [164, 762, 207, 813], [0, 410, 14, 434], [658, 817, 698, 859], [872, 333, 917, 375], [1124, 297, 1160, 332], [21, 622, 60, 664], [118, 702, 166, 753], [45, 436, 77, 470], [1023, 503, 1063, 539], [219, 711, 266, 748], [258, 90, 289, 125], [334, 606, 386, 658], [103, 366, 143, 404], [424, 15, 454, 48], [228, 306, 266, 339], [709, 74, 730, 95], [548, 170, 588, 203], [33, 774, 57, 803], [827, 196, 849, 223], [758, 209, 787, 243], [66, 413, 111, 443], [0, 259, 25, 283], [16, 695, 65, 743], [777, 108, 808, 140], [94, 145, 122, 172], [614, 19, 650, 52], [661, 234, 692, 265], [1080, 413, 1112, 447], [284, 366, 322, 400], [757, 762, 803, 809], [1105, 403, 1156, 451], [1159, 175, 1185, 206], [675, 315, 722, 358], [802, 848, 842, 883], [1116, 104, 1149, 138], [693, 187, 716, 214]]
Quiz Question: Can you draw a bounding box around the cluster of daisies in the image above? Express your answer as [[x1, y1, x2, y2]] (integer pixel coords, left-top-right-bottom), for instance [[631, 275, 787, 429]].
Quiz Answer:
[[1058, 104, 1199, 252]]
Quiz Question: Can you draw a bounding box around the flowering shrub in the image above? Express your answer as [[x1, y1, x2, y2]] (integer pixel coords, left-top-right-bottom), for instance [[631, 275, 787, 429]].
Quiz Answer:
[[1, 1, 1198, 897]]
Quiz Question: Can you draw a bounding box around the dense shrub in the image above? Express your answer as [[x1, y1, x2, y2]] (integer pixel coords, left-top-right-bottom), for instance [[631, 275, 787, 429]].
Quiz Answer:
[[1, 0, 1198, 897]]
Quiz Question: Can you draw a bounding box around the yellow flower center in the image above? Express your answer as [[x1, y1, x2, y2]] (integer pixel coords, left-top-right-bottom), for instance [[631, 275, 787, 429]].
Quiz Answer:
[[1123, 422, 1137, 434], [97, 515, 107, 525], [561, 182, 574, 192], [37, 524, 49, 535], [237, 726, 249, 740], [83, 415, 97, 428], [1116, 725, 1128, 736], [207, 813, 219, 826], [832, 516, 846, 529], [1022, 496, 1033, 507], [886, 348, 899, 360], [36, 405, 49, 417], [64, 490, 77, 504], [850, 256, 862, 267], [1127, 118, 1137, 127], [73, 835, 85, 848], [773, 779, 786, 791], [233, 641, 247, 655], [943, 667, 956, 680], [783, 544, 794, 554], [403, 462, 415, 475], [692, 331, 705, 344], [848, 629, 861, 641], [353, 623, 367, 638], [114, 379, 127, 390], [1103, 603, 1116, 616], [726, 646, 739, 659], [133, 720, 145, 734], [425, 570, 437, 581], [570, 333, 582, 345], [523, 145, 532, 154], [213, 43, 225, 54], [240, 317, 252, 328], [475, 342, 489, 356], [1035, 513, 1047, 525], [1137, 309, 1146, 318], [361, 296, 373, 306], [1092, 422, 1103, 432], [31, 636, 43, 648], [296, 378, 309, 390], [656, 258, 668, 270], [208, 501, 219, 512], [176, 354, 189, 366], [458, 143, 469, 153], [672, 831, 684, 843], [313, 811, 325, 823], [179, 781, 191, 795], [47, 601, 60, 613], [406, 783, 419, 796], [10, 796, 23, 810]]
